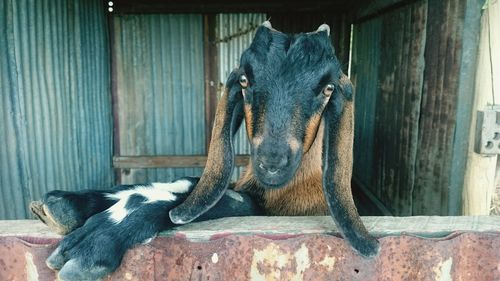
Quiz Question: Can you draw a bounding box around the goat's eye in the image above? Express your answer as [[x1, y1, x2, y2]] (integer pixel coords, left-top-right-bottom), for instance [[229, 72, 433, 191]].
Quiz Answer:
[[239, 75, 249, 88], [323, 84, 334, 97]]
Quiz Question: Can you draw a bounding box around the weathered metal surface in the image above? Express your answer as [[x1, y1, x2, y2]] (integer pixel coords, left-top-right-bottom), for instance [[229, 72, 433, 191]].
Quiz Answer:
[[0, 0, 113, 219], [216, 13, 267, 180], [351, 17, 382, 201], [112, 14, 205, 184], [1, 217, 499, 281], [352, 1, 427, 216]]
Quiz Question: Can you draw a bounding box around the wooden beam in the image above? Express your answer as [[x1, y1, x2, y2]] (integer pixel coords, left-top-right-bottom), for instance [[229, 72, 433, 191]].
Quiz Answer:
[[108, 14, 122, 184], [204, 15, 218, 152], [353, 0, 419, 23], [462, 0, 500, 215], [3, 216, 500, 238], [112, 0, 356, 14], [113, 155, 250, 168]]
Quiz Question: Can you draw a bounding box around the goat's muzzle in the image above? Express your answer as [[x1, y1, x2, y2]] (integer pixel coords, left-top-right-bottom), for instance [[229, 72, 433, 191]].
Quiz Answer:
[[252, 139, 302, 188]]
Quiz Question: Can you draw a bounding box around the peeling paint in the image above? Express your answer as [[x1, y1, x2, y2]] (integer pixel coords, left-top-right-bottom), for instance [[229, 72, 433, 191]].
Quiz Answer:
[[211, 253, 219, 264], [250, 243, 290, 280], [434, 258, 453, 281], [250, 243, 313, 281], [25, 253, 39, 281], [292, 244, 310, 281], [318, 255, 336, 271], [1, 230, 498, 280]]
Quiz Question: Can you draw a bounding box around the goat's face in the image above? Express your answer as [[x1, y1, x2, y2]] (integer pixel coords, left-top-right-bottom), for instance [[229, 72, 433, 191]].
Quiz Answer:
[[238, 23, 342, 188]]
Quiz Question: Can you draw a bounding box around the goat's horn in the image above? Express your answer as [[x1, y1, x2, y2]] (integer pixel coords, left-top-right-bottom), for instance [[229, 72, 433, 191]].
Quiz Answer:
[[317, 24, 330, 36], [262, 20, 272, 29]]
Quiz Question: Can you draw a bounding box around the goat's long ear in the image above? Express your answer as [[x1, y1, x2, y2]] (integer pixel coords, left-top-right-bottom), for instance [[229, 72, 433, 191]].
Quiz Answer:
[[322, 73, 380, 257], [169, 71, 244, 224]]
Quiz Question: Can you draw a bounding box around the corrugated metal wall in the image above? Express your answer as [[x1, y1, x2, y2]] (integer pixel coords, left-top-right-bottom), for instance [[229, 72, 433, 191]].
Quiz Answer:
[[216, 13, 267, 179], [0, 0, 113, 219], [351, 17, 381, 200], [113, 14, 205, 184], [351, 0, 483, 215]]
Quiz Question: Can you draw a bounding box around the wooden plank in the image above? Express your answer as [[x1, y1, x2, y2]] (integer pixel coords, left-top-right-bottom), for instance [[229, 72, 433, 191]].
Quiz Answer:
[[412, 0, 477, 215], [378, 2, 425, 216], [354, 0, 419, 23], [352, 1, 426, 216], [114, 155, 250, 168], [462, 0, 500, 215], [109, 15, 122, 184], [113, 0, 355, 14], [204, 15, 219, 151], [2, 216, 499, 239]]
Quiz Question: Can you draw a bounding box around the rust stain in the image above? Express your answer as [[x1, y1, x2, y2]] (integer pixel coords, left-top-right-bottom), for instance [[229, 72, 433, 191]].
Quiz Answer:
[[0, 232, 499, 281]]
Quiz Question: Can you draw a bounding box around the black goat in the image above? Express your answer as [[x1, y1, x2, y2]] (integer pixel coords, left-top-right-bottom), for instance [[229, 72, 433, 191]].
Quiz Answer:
[[31, 21, 379, 281]]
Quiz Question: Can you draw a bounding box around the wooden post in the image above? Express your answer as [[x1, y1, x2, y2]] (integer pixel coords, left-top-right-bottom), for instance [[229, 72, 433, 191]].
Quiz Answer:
[[204, 15, 219, 152], [462, 0, 500, 215]]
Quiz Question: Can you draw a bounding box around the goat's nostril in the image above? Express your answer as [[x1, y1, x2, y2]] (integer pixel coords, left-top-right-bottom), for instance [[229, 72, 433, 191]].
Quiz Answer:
[[259, 163, 280, 175], [257, 156, 288, 175]]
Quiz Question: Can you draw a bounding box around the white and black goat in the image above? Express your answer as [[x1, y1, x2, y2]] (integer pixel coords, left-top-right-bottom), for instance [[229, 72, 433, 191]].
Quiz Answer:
[[31, 21, 379, 281]]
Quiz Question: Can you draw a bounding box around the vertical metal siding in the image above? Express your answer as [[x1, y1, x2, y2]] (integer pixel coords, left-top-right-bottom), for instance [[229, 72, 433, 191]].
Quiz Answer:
[[351, 18, 381, 198], [216, 13, 267, 180], [113, 14, 205, 184], [0, 0, 113, 219]]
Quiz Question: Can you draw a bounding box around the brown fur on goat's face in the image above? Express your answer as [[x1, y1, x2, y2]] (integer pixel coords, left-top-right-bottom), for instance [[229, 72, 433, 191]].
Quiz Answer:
[[237, 24, 341, 189]]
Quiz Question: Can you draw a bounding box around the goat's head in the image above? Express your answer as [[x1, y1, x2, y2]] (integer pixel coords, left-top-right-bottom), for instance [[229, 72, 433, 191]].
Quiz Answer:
[[237, 22, 350, 188], [170, 21, 353, 223]]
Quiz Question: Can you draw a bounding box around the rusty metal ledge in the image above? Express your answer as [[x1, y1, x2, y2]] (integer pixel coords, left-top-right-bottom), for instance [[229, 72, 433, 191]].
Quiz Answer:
[[0, 216, 499, 280]]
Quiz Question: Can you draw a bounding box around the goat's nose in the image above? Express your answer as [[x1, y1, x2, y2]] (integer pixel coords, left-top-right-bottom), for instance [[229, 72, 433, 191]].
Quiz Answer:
[[257, 155, 288, 175]]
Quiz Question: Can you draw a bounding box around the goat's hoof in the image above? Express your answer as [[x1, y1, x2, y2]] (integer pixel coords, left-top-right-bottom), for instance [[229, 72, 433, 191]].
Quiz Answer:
[[30, 191, 84, 234], [30, 200, 72, 235], [46, 212, 126, 281], [57, 259, 110, 281]]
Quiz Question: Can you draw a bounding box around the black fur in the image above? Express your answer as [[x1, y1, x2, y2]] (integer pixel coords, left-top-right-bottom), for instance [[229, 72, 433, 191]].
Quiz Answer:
[[41, 177, 260, 280]]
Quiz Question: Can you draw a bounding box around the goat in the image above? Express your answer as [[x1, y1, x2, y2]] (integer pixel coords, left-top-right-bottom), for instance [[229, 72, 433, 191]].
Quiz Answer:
[[30, 21, 379, 281]]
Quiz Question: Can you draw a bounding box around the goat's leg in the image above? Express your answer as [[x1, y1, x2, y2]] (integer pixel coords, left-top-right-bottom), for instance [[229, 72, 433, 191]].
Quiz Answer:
[[31, 186, 131, 235], [43, 178, 260, 281]]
